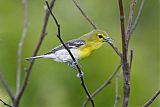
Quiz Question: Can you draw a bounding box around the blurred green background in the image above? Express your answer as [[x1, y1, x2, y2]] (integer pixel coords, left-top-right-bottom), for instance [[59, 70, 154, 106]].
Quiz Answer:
[[0, 0, 159, 107]]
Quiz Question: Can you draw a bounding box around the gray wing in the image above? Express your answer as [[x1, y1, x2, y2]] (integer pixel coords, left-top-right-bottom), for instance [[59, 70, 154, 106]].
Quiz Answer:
[[45, 39, 85, 55]]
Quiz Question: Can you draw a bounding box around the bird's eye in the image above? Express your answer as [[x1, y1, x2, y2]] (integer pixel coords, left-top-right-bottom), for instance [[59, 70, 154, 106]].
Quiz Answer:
[[98, 34, 103, 38]]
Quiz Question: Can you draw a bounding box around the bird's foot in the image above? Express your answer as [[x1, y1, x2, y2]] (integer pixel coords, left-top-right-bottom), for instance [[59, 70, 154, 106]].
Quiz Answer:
[[76, 71, 84, 78], [67, 60, 78, 69]]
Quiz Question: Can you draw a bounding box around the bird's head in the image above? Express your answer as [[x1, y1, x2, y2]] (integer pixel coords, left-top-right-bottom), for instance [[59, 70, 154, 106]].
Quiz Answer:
[[81, 29, 113, 44], [78, 30, 113, 59]]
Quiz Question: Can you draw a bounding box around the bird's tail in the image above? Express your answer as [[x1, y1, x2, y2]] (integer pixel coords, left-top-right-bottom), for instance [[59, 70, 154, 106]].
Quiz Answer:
[[25, 55, 44, 61]]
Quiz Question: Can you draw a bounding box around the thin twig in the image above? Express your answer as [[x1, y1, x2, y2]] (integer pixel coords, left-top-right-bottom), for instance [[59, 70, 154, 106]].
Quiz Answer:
[[16, 0, 28, 94], [0, 72, 14, 103], [45, 1, 96, 107], [143, 90, 160, 107], [129, 49, 133, 69], [118, 0, 131, 107], [127, 0, 145, 42], [126, 0, 136, 39], [108, 42, 122, 58], [0, 98, 12, 107], [14, 0, 56, 106], [83, 61, 122, 107], [114, 71, 123, 107], [71, 0, 97, 29]]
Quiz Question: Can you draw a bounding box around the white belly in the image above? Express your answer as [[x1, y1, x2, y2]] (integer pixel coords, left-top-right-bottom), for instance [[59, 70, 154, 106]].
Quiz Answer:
[[53, 49, 79, 62]]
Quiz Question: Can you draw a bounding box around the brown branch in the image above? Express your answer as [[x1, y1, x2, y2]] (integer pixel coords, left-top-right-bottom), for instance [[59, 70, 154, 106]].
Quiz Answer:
[[0, 72, 14, 103], [83, 61, 122, 107], [114, 71, 123, 107], [0, 98, 12, 107], [114, 49, 133, 107], [71, 0, 97, 29], [14, 0, 56, 106], [118, 0, 131, 107], [45, 1, 95, 107], [143, 90, 160, 107], [118, 0, 127, 61], [16, 0, 28, 94]]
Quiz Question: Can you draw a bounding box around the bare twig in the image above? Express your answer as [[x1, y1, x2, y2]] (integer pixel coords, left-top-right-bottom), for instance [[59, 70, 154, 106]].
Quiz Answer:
[[129, 49, 133, 69], [126, 0, 136, 39], [114, 71, 123, 107], [131, 0, 145, 34], [143, 90, 160, 107], [71, 0, 97, 29], [118, 0, 131, 107], [45, 1, 95, 107], [0, 98, 12, 107], [16, 0, 28, 94], [14, 0, 56, 106], [127, 0, 145, 42], [83, 61, 122, 107], [108, 42, 122, 58], [0, 72, 14, 103]]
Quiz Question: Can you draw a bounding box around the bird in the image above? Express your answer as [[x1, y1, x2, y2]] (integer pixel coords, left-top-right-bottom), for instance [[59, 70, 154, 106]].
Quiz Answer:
[[26, 29, 113, 77]]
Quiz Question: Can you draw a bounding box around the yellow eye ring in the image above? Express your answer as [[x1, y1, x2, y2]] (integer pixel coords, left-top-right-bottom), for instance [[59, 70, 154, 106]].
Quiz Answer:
[[98, 34, 103, 38]]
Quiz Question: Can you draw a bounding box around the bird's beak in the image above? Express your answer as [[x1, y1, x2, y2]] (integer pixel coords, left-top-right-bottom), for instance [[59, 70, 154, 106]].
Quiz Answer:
[[103, 37, 114, 44]]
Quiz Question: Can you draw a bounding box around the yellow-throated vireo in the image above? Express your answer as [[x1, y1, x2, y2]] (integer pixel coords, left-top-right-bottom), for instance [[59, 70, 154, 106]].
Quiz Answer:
[[26, 29, 113, 76]]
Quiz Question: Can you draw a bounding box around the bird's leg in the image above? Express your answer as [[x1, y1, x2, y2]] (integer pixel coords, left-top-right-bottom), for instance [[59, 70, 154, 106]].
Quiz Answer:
[[67, 61, 84, 78]]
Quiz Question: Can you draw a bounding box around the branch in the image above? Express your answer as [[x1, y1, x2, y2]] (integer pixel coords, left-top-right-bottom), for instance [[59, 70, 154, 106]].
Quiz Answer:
[[131, 0, 145, 34], [16, 0, 28, 94], [118, 0, 131, 107], [83, 61, 122, 107], [45, 1, 96, 107], [118, 0, 127, 61], [14, 0, 56, 106], [114, 71, 123, 107], [71, 0, 97, 29], [143, 90, 160, 107], [0, 98, 12, 107], [126, 0, 136, 39], [0, 72, 14, 103], [129, 49, 133, 69], [127, 0, 145, 43], [114, 51, 132, 107]]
